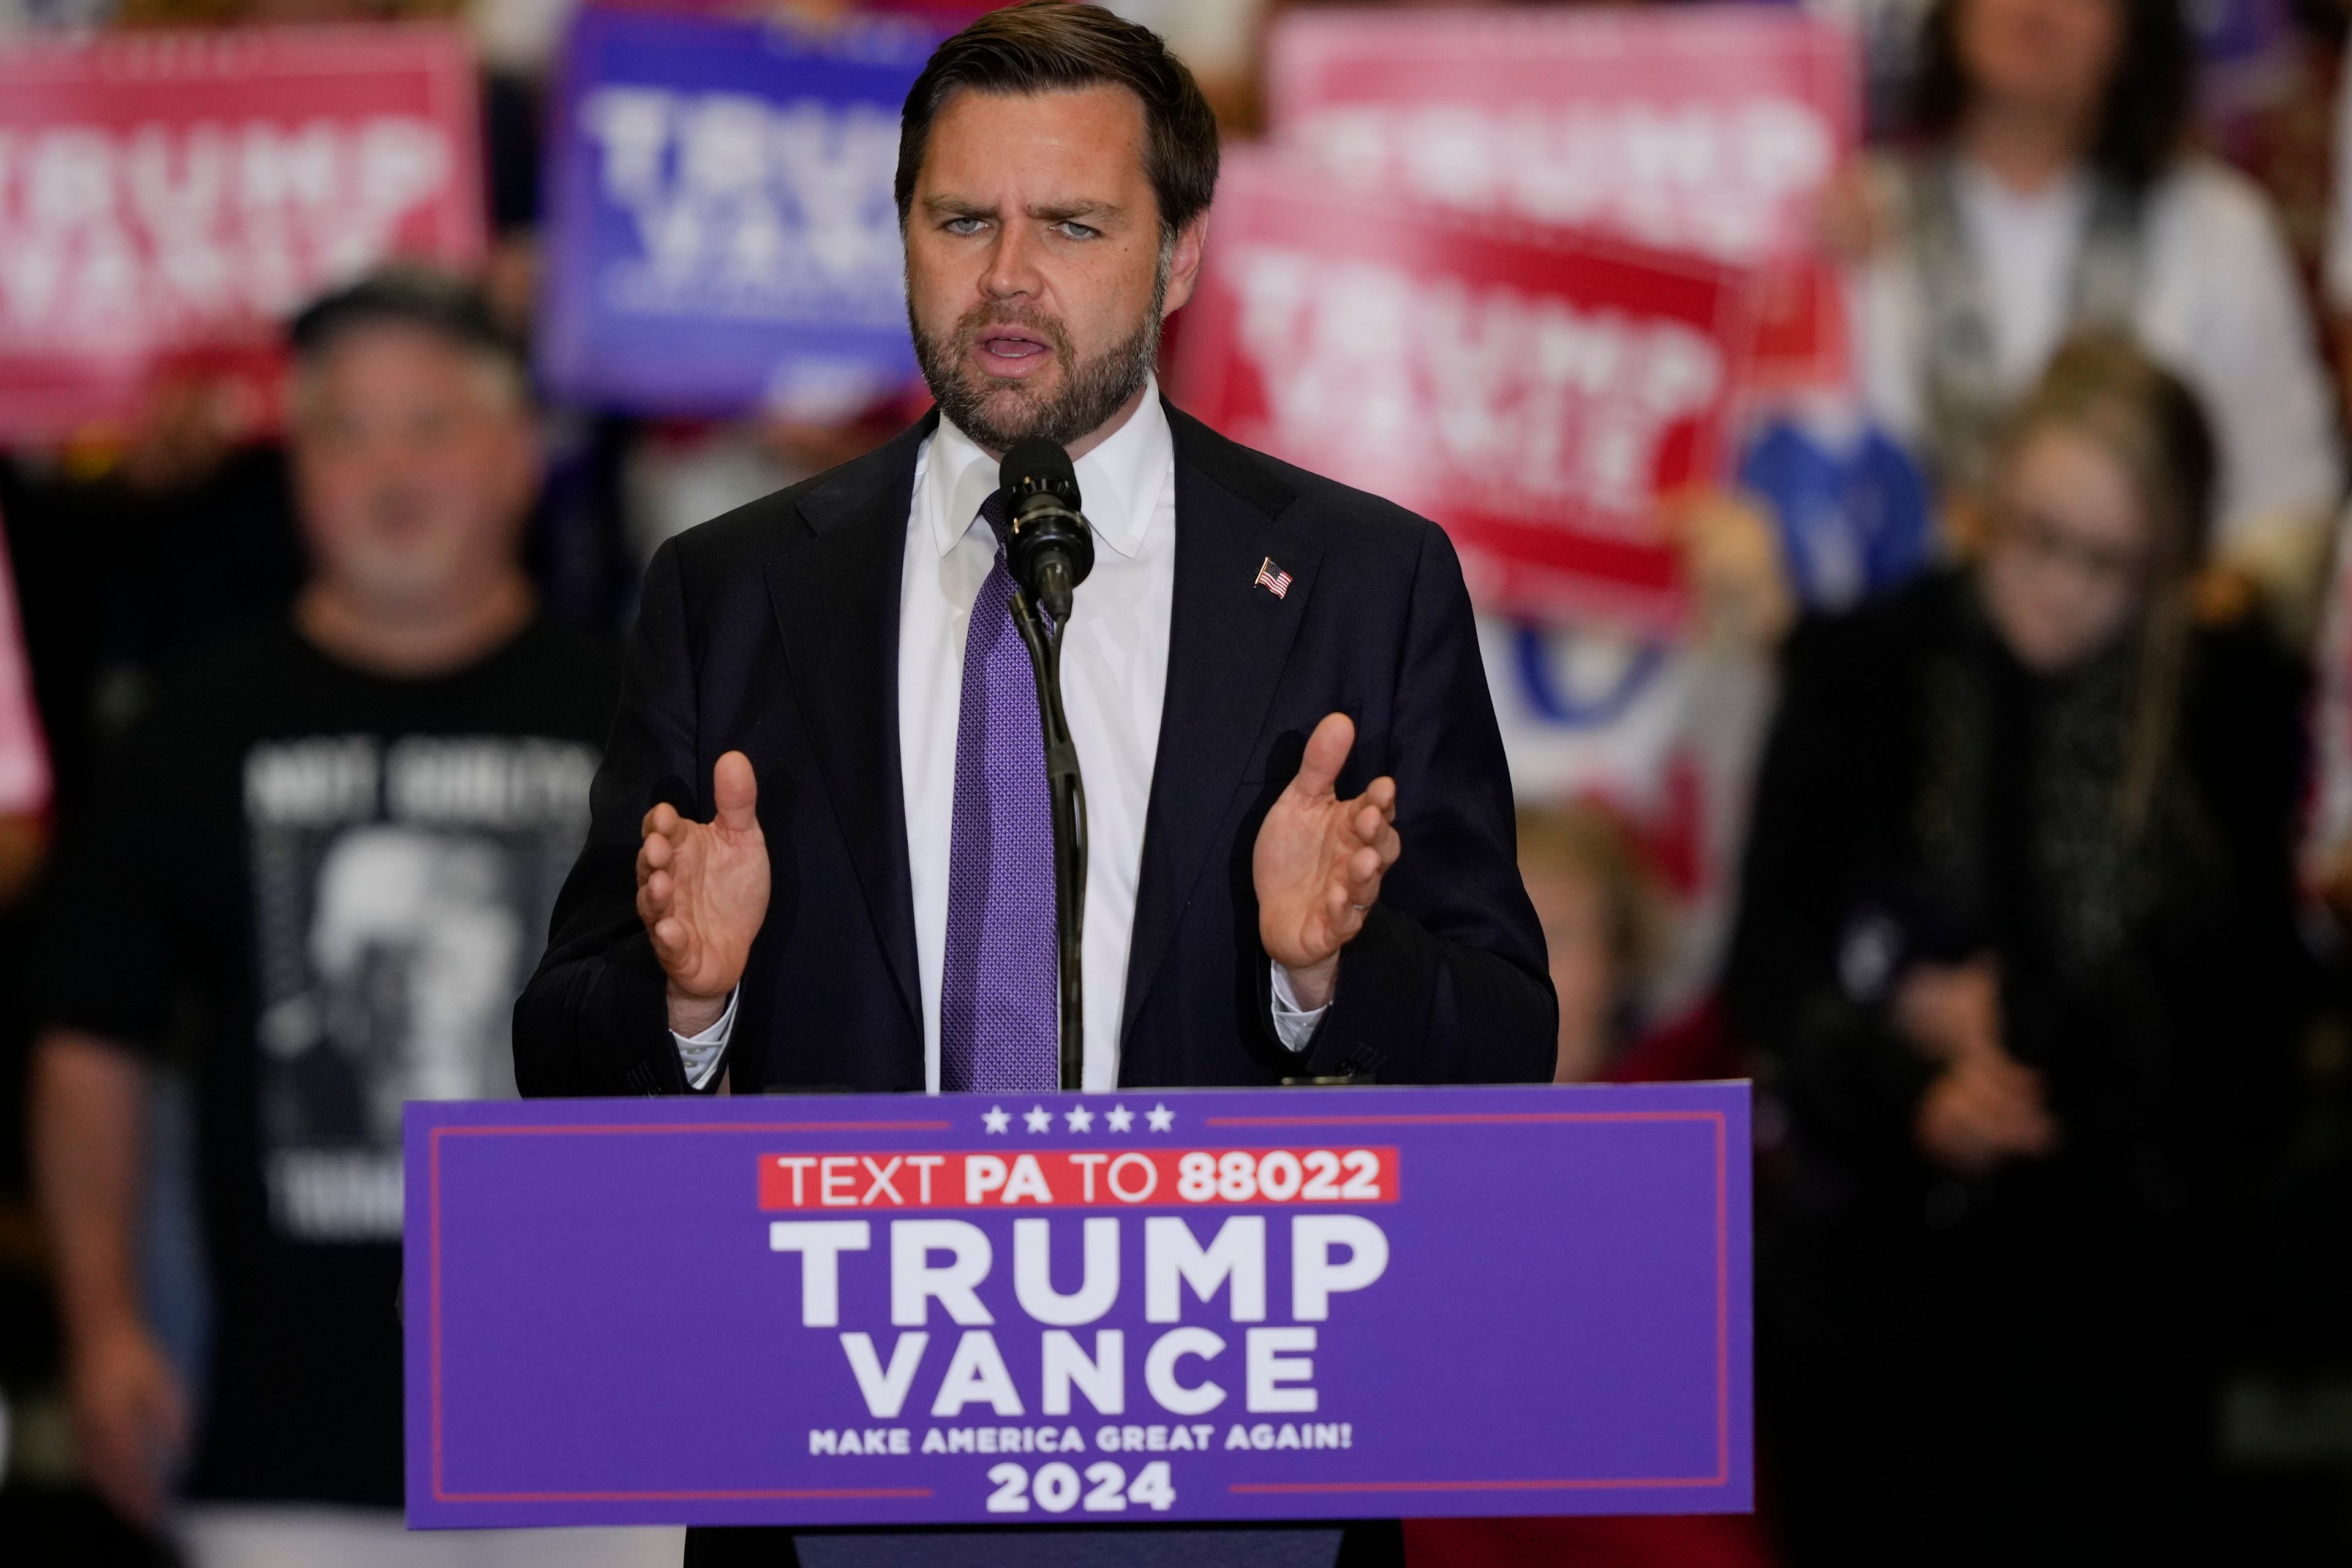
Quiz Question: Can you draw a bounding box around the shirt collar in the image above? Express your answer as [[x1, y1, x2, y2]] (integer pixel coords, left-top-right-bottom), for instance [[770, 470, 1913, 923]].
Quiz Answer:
[[1953, 156, 2090, 220], [923, 377, 1172, 562]]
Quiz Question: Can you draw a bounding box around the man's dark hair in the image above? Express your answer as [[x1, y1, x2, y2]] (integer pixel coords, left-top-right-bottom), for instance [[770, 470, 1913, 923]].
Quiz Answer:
[[288, 268, 524, 381], [895, 0, 1219, 239], [1907, 0, 2193, 194]]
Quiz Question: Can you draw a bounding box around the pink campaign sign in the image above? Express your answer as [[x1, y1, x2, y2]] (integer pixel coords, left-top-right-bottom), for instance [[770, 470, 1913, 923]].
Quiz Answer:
[[1168, 151, 1755, 631], [0, 24, 485, 439], [1265, 4, 1858, 390]]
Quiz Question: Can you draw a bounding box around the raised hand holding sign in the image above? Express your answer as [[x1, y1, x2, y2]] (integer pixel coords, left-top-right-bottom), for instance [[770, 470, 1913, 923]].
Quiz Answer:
[[1253, 713, 1403, 1009], [638, 750, 769, 1035]]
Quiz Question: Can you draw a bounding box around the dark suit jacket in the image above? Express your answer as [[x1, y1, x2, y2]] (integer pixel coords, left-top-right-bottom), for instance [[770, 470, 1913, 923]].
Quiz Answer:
[[515, 402, 1554, 1096]]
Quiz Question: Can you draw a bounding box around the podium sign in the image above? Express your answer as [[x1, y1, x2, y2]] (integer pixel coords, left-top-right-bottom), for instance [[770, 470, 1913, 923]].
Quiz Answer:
[[404, 1082, 1750, 1528]]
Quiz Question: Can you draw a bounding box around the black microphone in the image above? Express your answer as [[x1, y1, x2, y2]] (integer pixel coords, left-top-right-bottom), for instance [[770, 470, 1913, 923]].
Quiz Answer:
[[998, 437, 1095, 625]]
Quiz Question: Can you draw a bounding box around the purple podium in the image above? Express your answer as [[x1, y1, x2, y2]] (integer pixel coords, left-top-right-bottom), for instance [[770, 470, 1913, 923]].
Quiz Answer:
[[403, 1081, 1750, 1530]]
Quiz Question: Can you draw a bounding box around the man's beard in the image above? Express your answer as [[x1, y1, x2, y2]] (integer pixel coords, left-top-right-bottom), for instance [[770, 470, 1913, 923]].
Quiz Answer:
[[910, 261, 1167, 454]]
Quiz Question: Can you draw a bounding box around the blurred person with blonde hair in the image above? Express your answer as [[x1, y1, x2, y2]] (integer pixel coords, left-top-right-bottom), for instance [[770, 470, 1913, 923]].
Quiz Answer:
[[1729, 333, 2306, 1562], [1516, 801, 1668, 1084]]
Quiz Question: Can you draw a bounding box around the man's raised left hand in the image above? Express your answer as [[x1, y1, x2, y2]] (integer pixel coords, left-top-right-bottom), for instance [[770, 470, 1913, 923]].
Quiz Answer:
[[1253, 712, 1401, 1010]]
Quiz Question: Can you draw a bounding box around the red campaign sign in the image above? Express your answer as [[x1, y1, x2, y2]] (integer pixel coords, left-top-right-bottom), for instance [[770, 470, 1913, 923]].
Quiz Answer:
[[760, 1147, 1403, 1212], [0, 25, 485, 440], [1170, 152, 1754, 630], [1265, 5, 1857, 389]]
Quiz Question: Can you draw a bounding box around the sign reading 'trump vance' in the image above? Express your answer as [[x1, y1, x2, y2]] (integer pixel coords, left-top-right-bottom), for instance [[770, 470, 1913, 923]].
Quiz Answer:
[[405, 1081, 1751, 1528]]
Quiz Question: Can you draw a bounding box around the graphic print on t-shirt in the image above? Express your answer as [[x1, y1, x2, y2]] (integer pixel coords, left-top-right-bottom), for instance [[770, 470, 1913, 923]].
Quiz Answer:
[[244, 734, 597, 1242]]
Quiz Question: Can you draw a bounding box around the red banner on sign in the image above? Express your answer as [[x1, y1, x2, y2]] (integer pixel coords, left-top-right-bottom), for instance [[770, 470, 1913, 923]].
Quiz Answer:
[[1170, 153, 1754, 630], [759, 1147, 1403, 1212], [0, 25, 485, 440], [1265, 5, 1856, 389]]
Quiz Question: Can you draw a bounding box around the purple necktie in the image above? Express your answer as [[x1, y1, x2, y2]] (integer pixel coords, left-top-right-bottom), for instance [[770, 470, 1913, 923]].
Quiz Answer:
[[939, 492, 1058, 1092]]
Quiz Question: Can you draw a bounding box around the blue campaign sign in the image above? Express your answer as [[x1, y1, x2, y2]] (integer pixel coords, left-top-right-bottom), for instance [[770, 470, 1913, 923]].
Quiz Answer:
[[537, 7, 937, 418], [405, 1082, 1752, 1529]]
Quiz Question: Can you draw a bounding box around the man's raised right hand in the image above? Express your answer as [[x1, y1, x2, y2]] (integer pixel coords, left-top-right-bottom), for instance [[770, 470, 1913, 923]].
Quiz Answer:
[[639, 750, 770, 1035]]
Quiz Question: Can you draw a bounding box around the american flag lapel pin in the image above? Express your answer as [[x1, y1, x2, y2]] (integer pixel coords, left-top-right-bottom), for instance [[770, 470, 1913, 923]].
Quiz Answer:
[[1254, 556, 1292, 599]]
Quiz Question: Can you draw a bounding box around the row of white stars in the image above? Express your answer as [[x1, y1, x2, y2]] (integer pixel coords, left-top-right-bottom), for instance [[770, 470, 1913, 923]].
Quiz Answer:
[[982, 1102, 1175, 1135]]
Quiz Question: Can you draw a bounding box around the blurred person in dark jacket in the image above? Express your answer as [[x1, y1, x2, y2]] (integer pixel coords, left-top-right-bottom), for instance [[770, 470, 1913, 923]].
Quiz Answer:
[[24, 272, 668, 1567], [1728, 333, 2306, 1565]]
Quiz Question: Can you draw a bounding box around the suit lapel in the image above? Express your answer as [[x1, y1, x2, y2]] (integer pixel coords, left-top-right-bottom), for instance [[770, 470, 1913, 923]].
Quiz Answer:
[[763, 414, 937, 1038], [1121, 409, 1319, 1043]]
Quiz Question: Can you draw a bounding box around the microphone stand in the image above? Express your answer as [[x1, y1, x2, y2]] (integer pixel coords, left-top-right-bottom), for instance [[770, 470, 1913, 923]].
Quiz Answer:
[[1008, 592, 1087, 1091]]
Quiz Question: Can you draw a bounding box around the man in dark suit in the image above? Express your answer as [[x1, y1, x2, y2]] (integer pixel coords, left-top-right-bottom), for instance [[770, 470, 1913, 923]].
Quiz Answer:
[[515, 2, 1551, 1108], [517, 6, 1551, 1561]]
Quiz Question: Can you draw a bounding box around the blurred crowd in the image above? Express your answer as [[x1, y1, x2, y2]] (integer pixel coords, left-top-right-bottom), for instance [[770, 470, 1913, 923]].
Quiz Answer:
[[7, 0, 2352, 1563]]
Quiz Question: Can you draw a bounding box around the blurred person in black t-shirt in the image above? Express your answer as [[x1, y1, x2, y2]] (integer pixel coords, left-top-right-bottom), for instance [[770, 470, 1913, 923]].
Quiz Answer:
[[25, 274, 671, 1566], [1729, 333, 2308, 1564]]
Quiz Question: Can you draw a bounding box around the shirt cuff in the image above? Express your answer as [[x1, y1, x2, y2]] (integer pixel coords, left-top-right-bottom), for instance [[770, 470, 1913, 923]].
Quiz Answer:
[[1268, 962, 1329, 1052], [673, 990, 738, 1091]]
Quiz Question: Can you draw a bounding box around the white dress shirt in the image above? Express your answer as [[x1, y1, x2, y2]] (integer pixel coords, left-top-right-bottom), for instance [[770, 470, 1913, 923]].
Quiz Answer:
[[675, 382, 1322, 1090], [1950, 160, 2092, 394]]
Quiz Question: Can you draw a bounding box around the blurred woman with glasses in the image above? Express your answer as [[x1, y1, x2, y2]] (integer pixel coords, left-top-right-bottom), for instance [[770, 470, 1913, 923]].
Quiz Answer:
[[1729, 334, 2307, 1564]]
